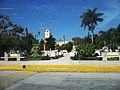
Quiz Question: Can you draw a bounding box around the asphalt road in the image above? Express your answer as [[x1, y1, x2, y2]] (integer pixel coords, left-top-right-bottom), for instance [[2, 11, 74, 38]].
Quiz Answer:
[[3, 72, 120, 90], [0, 71, 36, 90]]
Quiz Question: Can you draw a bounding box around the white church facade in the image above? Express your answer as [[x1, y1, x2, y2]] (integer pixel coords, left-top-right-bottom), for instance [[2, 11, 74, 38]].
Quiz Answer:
[[44, 28, 69, 46], [44, 28, 51, 39]]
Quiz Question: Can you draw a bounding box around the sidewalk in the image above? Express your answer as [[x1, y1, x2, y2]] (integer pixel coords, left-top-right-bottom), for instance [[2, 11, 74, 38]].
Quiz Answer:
[[0, 53, 120, 72], [0, 53, 120, 66], [0, 60, 120, 66]]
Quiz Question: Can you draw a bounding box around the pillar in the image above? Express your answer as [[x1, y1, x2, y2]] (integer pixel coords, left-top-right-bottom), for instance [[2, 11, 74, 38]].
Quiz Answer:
[[17, 54, 20, 61], [102, 52, 107, 61], [118, 52, 120, 61], [4, 52, 8, 61]]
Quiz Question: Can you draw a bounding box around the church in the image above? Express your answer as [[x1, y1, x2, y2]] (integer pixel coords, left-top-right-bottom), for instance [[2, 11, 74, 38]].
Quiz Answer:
[[44, 28, 51, 39], [44, 28, 69, 46]]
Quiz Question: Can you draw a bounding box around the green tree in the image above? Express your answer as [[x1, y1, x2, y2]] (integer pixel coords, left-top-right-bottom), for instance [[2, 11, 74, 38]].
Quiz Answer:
[[56, 44, 61, 51], [72, 37, 83, 46], [65, 41, 73, 52], [61, 44, 66, 50], [21, 33, 38, 54], [93, 24, 120, 50], [0, 14, 13, 30], [39, 39, 44, 51], [116, 24, 120, 45], [31, 44, 41, 58], [0, 13, 39, 56], [80, 8, 104, 43], [45, 35, 56, 50]]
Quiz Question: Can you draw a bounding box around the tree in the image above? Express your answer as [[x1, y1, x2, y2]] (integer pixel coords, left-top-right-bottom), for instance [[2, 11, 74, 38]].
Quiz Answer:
[[45, 35, 56, 50], [0, 14, 14, 56], [0, 14, 13, 30], [31, 44, 41, 58], [39, 39, 44, 51], [21, 33, 38, 54], [56, 44, 61, 51], [65, 41, 73, 52], [61, 44, 66, 50], [94, 24, 120, 50], [0, 13, 39, 56], [80, 8, 104, 43], [72, 37, 83, 46]]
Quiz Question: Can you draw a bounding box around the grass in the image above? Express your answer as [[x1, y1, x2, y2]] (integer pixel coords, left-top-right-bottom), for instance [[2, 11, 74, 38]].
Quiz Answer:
[[22, 57, 41, 61], [107, 57, 119, 60]]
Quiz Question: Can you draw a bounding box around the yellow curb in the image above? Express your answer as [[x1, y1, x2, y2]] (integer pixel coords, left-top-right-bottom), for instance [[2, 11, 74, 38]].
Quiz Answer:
[[0, 65, 23, 70], [0, 65, 120, 72]]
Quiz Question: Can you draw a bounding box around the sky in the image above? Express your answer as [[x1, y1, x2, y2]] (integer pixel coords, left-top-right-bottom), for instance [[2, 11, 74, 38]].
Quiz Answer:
[[0, 0, 120, 41]]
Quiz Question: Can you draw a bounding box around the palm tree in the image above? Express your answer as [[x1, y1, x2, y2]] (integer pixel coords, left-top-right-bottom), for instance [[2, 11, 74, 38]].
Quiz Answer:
[[80, 8, 104, 43], [0, 14, 13, 32]]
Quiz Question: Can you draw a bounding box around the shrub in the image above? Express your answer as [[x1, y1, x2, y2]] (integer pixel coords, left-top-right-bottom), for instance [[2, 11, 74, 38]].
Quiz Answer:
[[76, 43, 95, 57]]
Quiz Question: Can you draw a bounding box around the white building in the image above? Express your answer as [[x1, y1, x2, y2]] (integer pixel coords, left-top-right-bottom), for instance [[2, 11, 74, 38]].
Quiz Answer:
[[44, 28, 70, 47], [56, 41, 69, 46], [44, 28, 51, 39]]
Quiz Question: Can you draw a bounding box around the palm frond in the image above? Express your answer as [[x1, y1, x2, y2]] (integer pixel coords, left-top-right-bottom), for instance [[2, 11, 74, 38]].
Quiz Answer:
[[93, 8, 97, 13]]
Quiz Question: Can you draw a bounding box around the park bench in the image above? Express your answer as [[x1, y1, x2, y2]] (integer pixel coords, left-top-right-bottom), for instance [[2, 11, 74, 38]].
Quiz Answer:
[[1, 53, 25, 61], [50, 51, 59, 59], [41, 51, 51, 60], [97, 52, 120, 61], [70, 51, 77, 59]]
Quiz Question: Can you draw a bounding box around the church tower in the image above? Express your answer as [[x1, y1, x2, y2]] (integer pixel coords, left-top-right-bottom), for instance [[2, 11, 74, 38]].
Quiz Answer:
[[44, 28, 51, 39]]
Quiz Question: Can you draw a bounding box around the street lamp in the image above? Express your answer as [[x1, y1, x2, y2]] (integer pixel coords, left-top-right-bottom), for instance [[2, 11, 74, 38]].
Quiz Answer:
[[63, 35, 65, 45]]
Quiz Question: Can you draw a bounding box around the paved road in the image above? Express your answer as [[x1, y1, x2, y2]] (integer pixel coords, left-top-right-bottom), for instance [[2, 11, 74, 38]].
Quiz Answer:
[[0, 71, 36, 90], [2, 72, 119, 90]]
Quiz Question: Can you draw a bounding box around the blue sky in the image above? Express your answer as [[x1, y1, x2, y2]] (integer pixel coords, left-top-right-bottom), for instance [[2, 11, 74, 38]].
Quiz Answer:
[[0, 0, 120, 41]]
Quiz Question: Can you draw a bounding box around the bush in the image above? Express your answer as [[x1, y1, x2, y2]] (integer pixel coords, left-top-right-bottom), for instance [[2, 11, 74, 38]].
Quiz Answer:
[[107, 57, 119, 60], [31, 44, 41, 58], [76, 43, 95, 57], [76, 55, 99, 60]]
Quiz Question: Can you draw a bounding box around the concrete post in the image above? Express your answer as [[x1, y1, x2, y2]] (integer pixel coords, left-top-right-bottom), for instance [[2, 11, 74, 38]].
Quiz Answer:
[[4, 52, 8, 61], [17, 54, 20, 61], [118, 52, 120, 61], [102, 52, 107, 61]]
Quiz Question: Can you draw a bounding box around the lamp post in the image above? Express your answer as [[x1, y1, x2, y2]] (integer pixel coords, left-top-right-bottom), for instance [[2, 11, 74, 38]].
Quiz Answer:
[[63, 35, 65, 45]]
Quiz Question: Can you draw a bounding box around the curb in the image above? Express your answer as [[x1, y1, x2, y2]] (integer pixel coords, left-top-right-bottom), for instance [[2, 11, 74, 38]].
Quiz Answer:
[[0, 65, 120, 72]]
